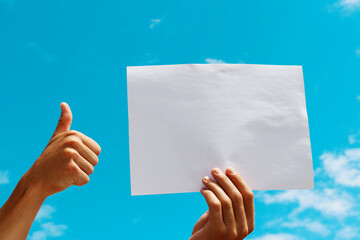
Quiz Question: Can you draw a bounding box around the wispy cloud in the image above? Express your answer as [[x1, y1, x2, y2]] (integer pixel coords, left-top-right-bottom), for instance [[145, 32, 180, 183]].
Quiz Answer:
[[249, 233, 302, 240], [356, 49, 360, 57], [0, 170, 9, 184], [349, 132, 360, 144], [333, 0, 360, 13], [40, 222, 67, 237], [282, 219, 331, 237], [35, 205, 55, 222], [205, 58, 226, 64], [29, 222, 67, 240], [258, 141, 360, 238], [261, 188, 354, 218], [150, 19, 162, 29], [320, 148, 360, 187], [30, 205, 67, 239], [336, 226, 359, 239], [29, 230, 47, 240]]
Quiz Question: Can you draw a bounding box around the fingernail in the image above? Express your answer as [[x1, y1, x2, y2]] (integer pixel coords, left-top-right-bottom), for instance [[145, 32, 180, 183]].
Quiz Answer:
[[212, 168, 222, 175], [227, 167, 236, 175], [203, 176, 210, 182]]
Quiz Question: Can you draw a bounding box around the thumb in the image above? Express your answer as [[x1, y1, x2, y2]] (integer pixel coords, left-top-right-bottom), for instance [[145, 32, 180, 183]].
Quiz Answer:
[[192, 210, 209, 235], [52, 102, 73, 137]]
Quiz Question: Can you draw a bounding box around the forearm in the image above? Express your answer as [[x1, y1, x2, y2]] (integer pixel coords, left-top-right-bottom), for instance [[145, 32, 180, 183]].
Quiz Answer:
[[0, 172, 47, 240]]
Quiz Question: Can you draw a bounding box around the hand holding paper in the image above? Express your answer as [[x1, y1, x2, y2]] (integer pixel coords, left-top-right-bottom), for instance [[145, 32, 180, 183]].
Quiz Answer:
[[190, 167, 255, 240]]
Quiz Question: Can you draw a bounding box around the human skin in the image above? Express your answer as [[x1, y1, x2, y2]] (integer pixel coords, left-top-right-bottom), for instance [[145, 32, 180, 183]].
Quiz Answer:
[[0, 102, 101, 240], [190, 168, 255, 240]]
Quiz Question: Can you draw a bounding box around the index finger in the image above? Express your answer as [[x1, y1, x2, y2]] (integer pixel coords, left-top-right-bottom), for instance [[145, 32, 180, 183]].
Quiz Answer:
[[67, 130, 101, 155]]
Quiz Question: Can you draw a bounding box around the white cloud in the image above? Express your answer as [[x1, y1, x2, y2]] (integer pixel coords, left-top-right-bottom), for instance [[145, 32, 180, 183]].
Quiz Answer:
[[356, 49, 360, 56], [349, 135, 356, 144], [349, 132, 360, 144], [0, 170, 9, 184], [205, 58, 225, 64], [30, 231, 47, 240], [35, 205, 55, 222], [334, 0, 360, 12], [150, 19, 161, 29], [336, 226, 359, 239], [320, 148, 360, 187], [259, 144, 360, 237], [262, 218, 285, 228], [282, 219, 330, 237], [262, 189, 354, 218], [249, 233, 302, 240], [30, 222, 67, 240], [40, 222, 67, 237], [356, 95, 360, 101], [30, 205, 67, 239]]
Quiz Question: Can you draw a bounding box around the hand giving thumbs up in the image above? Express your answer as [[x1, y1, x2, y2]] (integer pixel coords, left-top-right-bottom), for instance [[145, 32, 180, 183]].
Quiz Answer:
[[24, 102, 101, 197]]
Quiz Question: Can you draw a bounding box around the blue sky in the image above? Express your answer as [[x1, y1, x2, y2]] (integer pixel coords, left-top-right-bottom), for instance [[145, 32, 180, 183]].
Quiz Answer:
[[0, 0, 360, 239]]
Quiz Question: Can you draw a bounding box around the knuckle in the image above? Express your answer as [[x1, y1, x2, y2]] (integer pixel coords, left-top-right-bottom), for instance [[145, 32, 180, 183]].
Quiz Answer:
[[73, 172, 90, 186], [65, 136, 81, 148], [227, 229, 237, 239], [238, 227, 249, 239], [248, 221, 255, 234], [243, 190, 254, 201], [67, 130, 79, 136], [82, 175, 90, 185], [248, 226, 254, 235], [68, 162, 80, 175], [232, 192, 243, 202], [77, 179, 88, 186], [222, 198, 232, 209], [210, 199, 222, 211], [64, 148, 78, 159]]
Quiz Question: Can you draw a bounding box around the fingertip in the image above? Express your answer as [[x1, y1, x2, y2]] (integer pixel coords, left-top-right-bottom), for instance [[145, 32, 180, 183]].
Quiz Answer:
[[203, 176, 210, 183], [211, 167, 223, 175], [52, 102, 73, 137], [60, 102, 69, 111], [60, 102, 72, 120], [96, 144, 102, 155], [226, 167, 237, 175]]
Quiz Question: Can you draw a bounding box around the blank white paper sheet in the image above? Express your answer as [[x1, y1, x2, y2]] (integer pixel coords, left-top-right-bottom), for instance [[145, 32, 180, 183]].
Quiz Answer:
[[127, 64, 314, 195]]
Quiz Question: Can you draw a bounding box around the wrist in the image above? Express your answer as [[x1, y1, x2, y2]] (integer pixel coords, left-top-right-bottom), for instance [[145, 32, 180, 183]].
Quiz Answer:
[[20, 170, 48, 202]]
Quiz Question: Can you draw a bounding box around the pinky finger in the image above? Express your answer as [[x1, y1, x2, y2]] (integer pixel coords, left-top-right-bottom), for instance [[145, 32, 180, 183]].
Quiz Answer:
[[72, 165, 90, 186], [201, 188, 223, 224]]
